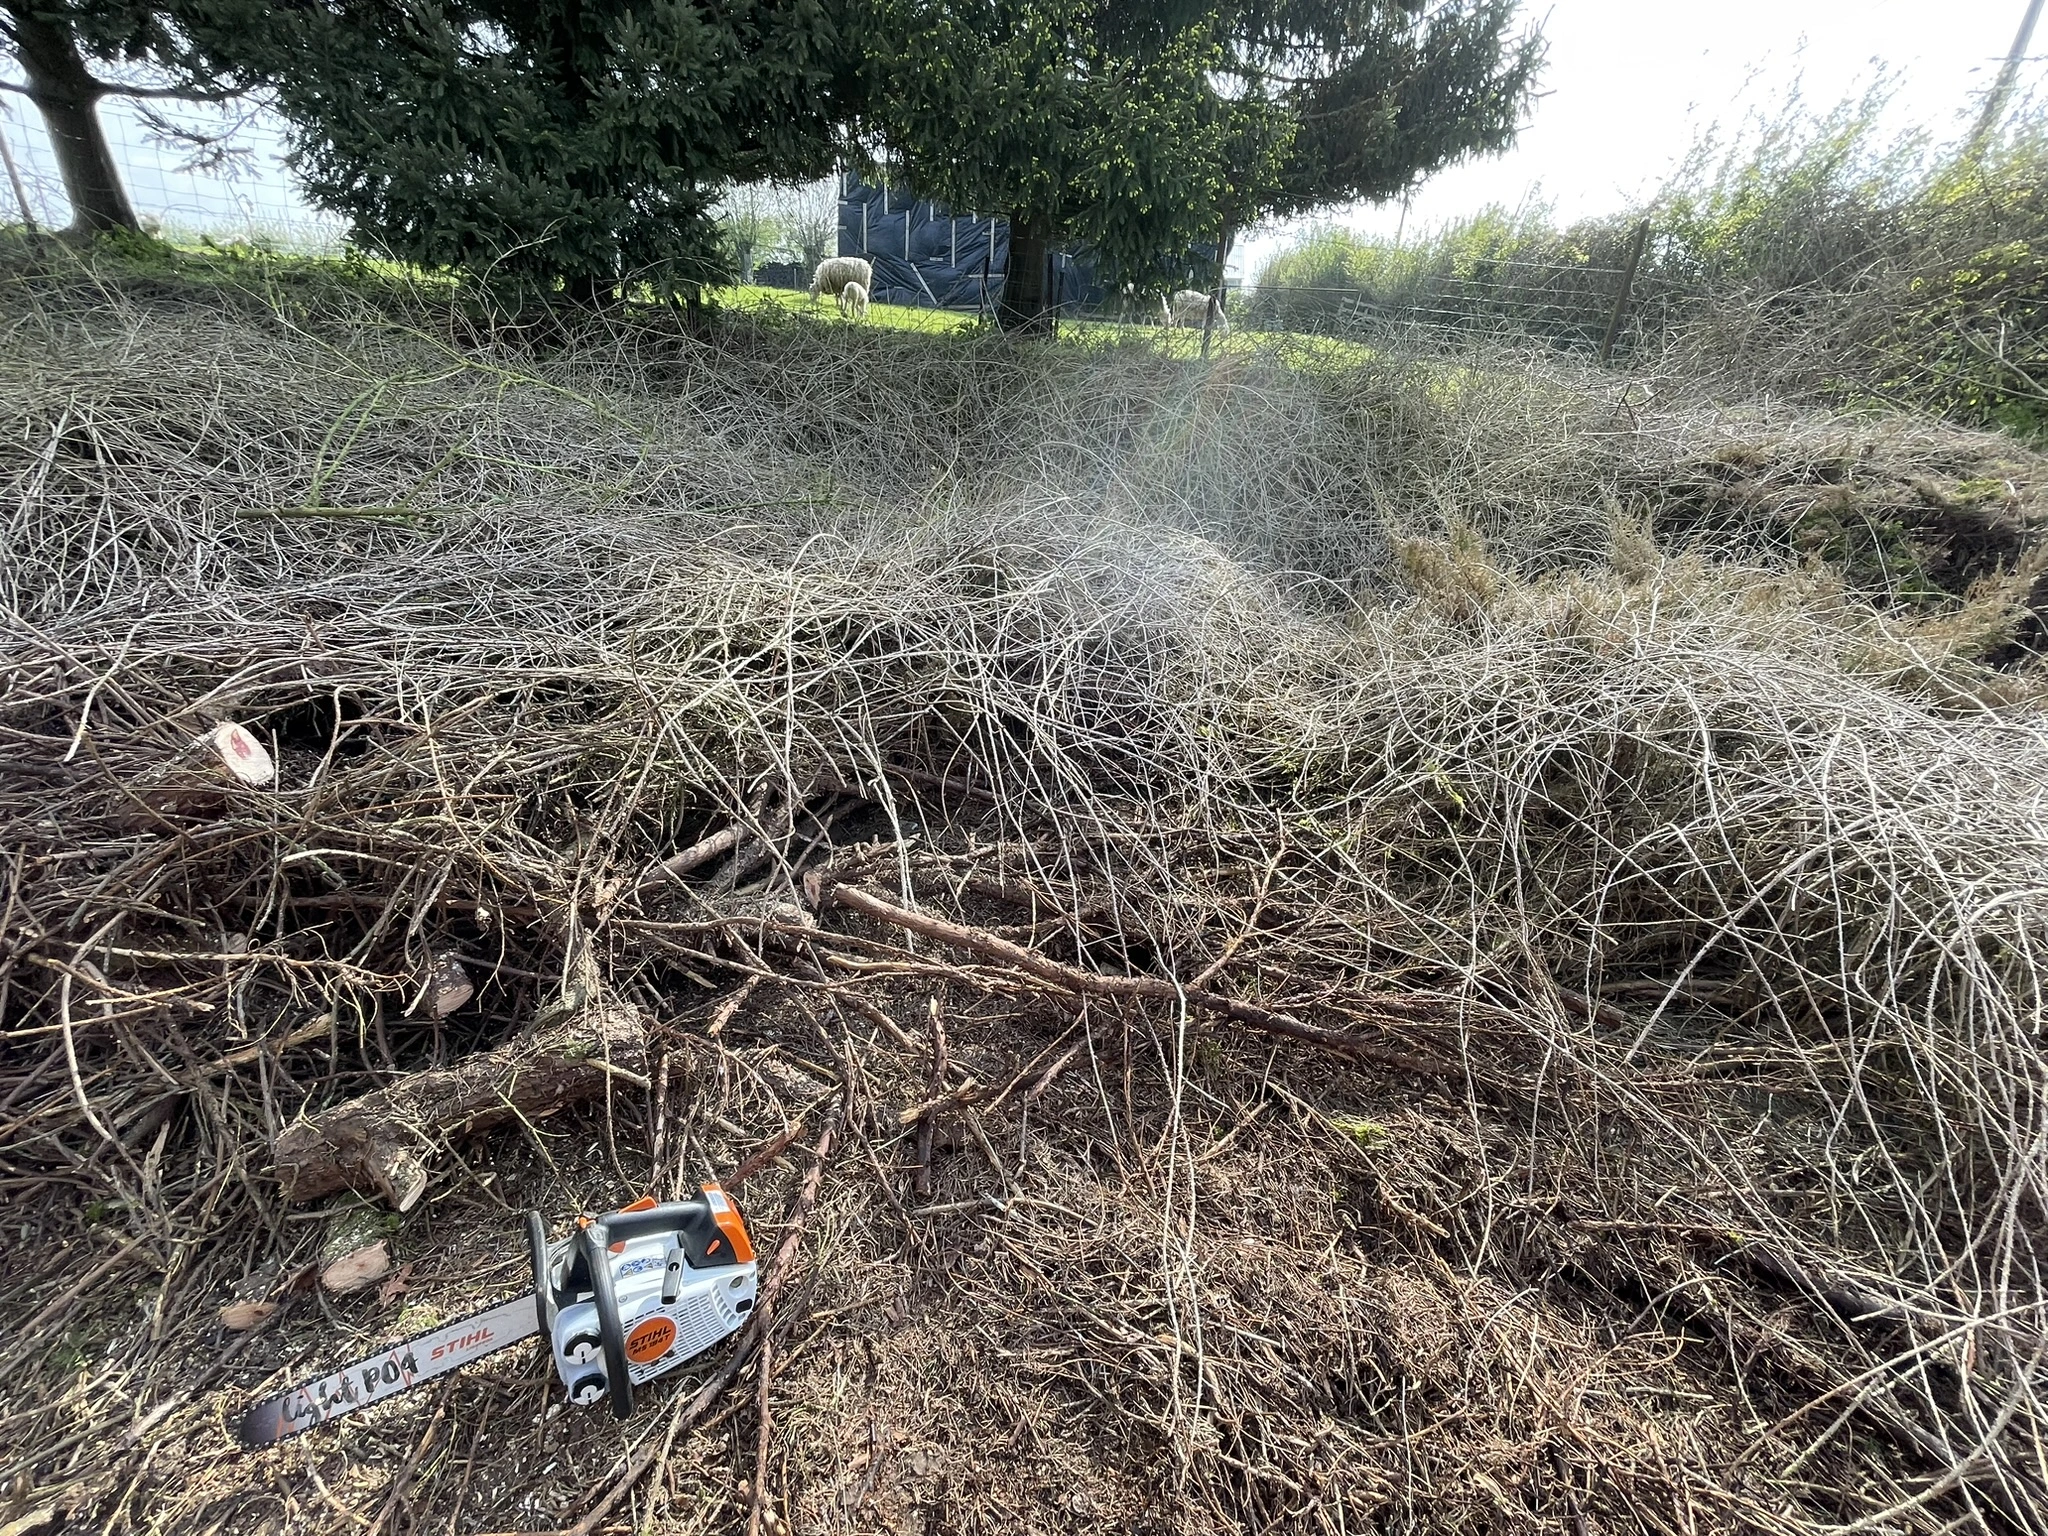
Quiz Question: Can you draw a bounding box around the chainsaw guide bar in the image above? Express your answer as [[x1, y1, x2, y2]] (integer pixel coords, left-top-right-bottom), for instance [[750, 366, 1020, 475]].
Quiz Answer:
[[238, 1291, 536, 1447], [237, 1188, 758, 1449]]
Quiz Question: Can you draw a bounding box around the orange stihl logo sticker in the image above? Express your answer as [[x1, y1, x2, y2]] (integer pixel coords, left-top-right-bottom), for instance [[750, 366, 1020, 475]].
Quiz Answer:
[[625, 1316, 676, 1365]]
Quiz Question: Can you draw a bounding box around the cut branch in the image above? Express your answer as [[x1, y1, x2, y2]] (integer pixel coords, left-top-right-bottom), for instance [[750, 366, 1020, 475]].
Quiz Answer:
[[272, 999, 648, 1209], [805, 875, 1456, 1077]]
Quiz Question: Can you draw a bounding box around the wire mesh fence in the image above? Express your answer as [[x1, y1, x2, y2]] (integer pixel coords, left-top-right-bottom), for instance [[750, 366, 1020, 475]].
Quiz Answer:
[[1230, 270, 1665, 358], [0, 95, 344, 251], [0, 91, 1671, 361]]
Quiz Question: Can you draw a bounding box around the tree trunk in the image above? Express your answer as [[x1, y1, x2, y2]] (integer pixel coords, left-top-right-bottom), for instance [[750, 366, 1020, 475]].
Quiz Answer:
[[1201, 221, 1233, 360], [273, 996, 649, 1208], [999, 217, 1054, 335], [564, 269, 614, 307], [6, 7, 137, 235]]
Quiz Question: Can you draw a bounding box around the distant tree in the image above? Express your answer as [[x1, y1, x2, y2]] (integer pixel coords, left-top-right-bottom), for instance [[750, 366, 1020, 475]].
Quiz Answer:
[[1229, 2, 1541, 224], [718, 184, 780, 283], [772, 175, 838, 272], [0, 2, 248, 234], [860, 0, 1242, 330], [207, 1, 862, 303], [1188, 1, 1542, 343], [859, 0, 1541, 332]]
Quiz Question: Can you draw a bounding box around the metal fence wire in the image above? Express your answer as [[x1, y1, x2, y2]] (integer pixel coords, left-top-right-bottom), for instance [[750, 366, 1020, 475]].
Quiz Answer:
[[0, 94, 1664, 360], [0, 95, 344, 251], [1233, 270, 1659, 359]]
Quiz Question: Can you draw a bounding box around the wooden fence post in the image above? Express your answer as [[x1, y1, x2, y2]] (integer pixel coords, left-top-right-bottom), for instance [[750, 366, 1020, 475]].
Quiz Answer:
[[1201, 222, 1232, 360], [1598, 220, 1651, 364]]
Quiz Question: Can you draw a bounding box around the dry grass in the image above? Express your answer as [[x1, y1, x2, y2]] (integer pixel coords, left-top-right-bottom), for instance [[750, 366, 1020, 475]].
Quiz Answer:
[[3, 251, 2048, 1535]]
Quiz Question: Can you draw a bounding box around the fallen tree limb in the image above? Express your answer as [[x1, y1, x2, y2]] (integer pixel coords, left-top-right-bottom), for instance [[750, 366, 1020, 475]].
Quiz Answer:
[[805, 875, 1455, 1077], [193, 1013, 334, 1080], [272, 999, 648, 1209]]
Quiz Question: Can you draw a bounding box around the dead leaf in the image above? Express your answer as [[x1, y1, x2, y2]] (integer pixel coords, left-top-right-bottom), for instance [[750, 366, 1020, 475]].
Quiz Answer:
[[377, 1261, 414, 1307], [320, 1240, 392, 1295], [219, 1300, 278, 1331]]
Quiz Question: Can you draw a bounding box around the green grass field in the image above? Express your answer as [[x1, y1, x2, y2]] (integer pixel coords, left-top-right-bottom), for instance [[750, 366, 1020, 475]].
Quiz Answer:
[[709, 280, 1390, 368]]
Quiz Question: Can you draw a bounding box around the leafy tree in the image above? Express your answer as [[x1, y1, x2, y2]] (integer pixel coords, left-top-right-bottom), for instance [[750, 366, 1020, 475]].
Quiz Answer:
[[207, 1, 861, 302], [1189, 1, 1540, 342], [859, 0, 1243, 328], [0, 2, 246, 234], [859, 0, 1541, 330], [1230, 2, 1539, 224]]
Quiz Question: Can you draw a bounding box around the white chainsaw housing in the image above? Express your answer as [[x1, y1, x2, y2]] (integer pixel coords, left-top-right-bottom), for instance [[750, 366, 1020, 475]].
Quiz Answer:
[[546, 1223, 757, 1406]]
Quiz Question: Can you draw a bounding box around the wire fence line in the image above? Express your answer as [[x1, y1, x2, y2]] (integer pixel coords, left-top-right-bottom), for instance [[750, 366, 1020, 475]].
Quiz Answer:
[[0, 94, 344, 250], [0, 94, 1663, 360]]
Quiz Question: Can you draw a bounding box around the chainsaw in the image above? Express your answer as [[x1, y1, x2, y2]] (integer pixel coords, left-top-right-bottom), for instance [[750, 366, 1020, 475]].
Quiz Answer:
[[238, 1187, 757, 1448]]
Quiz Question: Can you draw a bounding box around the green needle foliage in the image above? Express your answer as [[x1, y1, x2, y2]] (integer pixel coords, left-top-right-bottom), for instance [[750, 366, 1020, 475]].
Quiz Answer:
[[197, 0, 861, 303], [858, 0, 1540, 326]]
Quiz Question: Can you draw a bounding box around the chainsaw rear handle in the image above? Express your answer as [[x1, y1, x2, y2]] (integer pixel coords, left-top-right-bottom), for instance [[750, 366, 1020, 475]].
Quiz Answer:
[[599, 1196, 749, 1256]]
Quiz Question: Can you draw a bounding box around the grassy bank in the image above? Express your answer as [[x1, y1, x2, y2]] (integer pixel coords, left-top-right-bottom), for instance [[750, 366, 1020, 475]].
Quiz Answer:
[[1251, 98, 2048, 438]]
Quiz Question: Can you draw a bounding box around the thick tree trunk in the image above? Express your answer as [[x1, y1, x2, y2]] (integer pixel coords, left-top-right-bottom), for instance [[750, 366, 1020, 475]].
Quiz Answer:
[[999, 218, 1053, 335], [6, 8, 138, 235], [564, 270, 615, 307]]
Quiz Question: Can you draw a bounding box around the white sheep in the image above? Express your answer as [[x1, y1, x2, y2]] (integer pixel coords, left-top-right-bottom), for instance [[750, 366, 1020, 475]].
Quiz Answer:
[[810, 256, 874, 304], [1117, 286, 1173, 325], [837, 280, 869, 320], [1168, 288, 1229, 334]]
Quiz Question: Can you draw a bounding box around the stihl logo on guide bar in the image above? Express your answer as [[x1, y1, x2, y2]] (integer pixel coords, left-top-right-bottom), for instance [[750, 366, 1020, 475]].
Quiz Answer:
[[238, 1192, 758, 1448], [431, 1323, 496, 1361]]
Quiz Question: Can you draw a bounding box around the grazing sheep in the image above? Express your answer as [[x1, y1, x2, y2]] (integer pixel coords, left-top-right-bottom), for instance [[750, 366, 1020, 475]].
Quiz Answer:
[[1168, 287, 1229, 334], [837, 280, 869, 320], [809, 255, 874, 303], [1117, 286, 1173, 325]]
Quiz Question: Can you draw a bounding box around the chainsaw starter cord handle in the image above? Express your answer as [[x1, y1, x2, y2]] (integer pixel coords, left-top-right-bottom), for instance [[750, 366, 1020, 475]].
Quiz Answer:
[[579, 1219, 635, 1419]]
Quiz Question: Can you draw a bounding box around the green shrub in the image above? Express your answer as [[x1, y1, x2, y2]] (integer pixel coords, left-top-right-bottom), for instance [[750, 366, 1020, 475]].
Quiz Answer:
[[1250, 93, 2048, 437]]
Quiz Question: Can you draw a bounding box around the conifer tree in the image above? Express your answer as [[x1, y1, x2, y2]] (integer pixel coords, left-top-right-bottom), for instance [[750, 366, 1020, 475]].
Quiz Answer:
[[219, 1, 860, 302], [1, 2, 245, 234], [860, 0, 1541, 331]]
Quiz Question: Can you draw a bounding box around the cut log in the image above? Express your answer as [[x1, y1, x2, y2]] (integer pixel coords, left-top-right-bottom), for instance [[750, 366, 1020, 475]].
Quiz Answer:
[[273, 999, 648, 1208], [319, 1241, 391, 1295]]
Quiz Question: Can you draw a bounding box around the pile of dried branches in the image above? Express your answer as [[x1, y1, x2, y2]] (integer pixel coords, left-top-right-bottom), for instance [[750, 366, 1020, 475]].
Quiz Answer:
[[3, 259, 2048, 1534]]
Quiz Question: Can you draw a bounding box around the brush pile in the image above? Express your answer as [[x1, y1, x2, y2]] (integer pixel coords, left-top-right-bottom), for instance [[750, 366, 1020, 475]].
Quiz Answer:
[[4, 256, 2048, 1535]]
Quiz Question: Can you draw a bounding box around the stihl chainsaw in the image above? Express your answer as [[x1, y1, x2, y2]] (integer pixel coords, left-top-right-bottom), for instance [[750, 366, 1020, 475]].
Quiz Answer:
[[238, 1187, 757, 1448]]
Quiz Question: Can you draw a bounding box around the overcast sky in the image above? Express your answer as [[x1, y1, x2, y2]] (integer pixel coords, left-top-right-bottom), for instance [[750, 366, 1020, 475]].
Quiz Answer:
[[0, 2, 2038, 276]]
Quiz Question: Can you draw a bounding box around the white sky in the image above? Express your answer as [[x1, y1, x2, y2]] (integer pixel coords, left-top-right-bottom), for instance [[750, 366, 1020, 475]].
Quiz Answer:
[[1238, 0, 2039, 281], [0, 2, 2037, 274]]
